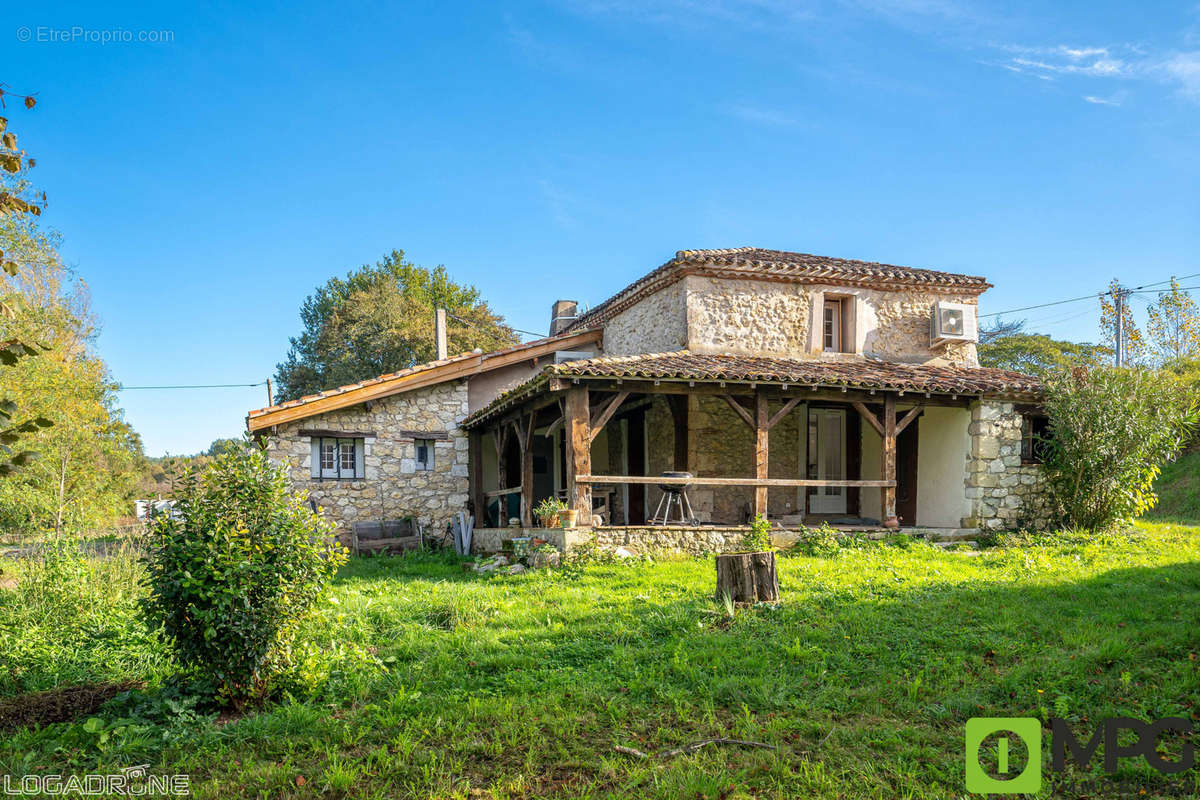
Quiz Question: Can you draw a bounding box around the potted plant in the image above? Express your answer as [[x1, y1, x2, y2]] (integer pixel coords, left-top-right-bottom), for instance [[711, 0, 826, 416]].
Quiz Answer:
[[561, 508, 579, 528], [534, 497, 568, 528]]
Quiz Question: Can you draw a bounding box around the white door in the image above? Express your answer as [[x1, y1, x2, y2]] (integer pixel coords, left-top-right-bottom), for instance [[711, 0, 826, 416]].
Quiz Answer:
[[807, 409, 847, 514]]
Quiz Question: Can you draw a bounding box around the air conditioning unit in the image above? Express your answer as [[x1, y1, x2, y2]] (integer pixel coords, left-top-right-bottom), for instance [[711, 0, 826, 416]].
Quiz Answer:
[[930, 301, 977, 346]]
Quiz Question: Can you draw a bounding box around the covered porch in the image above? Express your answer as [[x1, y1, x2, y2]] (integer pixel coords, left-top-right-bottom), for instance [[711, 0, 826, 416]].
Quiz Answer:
[[459, 353, 1033, 533]]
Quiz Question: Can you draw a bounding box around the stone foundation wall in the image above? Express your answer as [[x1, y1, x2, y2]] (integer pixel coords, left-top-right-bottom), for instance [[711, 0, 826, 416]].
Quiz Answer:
[[965, 400, 1049, 530], [591, 526, 749, 555], [262, 381, 470, 546]]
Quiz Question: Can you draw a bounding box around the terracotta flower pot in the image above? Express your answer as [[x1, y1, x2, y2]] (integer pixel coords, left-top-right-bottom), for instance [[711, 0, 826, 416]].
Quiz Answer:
[[562, 509, 579, 528], [539, 513, 561, 529]]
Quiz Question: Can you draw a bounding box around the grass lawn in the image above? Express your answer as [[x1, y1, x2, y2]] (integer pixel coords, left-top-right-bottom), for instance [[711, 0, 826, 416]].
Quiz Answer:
[[2, 524, 1200, 798], [1149, 449, 1200, 525]]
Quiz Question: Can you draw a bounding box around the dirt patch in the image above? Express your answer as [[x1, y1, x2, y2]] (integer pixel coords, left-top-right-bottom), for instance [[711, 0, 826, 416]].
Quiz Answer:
[[0, 680, 144, 732]]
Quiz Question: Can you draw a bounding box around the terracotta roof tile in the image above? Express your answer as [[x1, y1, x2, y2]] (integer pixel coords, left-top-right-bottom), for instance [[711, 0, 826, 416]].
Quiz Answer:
[[568, 247, 992, 331], [462, 351, 1040, 428]]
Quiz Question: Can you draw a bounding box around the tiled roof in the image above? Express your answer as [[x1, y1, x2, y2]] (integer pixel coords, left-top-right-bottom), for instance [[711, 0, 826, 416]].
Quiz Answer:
[[567, 247, 992, 331], [247, 352, 477, 418], [246, 329, 602, 430], [462, 351, 1041, 428]]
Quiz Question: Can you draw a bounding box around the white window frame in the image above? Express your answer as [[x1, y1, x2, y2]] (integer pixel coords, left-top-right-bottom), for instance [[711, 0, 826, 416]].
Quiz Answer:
[[414, 438, 434, 471], [310, 436, 365, 480], [823, 300, 842, 353]]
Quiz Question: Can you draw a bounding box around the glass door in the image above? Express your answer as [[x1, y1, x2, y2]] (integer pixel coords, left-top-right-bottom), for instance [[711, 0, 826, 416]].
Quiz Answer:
[[807, 409, 847, 514]]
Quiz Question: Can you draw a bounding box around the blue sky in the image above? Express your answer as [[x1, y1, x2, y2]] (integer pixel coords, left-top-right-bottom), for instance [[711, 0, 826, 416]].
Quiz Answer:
[[6, 0, 1199, 455]]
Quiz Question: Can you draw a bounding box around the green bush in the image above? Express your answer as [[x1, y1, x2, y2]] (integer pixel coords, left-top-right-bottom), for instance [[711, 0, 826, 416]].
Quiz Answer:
[[141, 445, 346, 703], [1041, 366, 1198, 531], [742, 513, 772, 553], [791, 522, 841, 557]]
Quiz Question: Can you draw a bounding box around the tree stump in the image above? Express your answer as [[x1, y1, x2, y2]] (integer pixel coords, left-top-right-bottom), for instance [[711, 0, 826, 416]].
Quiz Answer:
[[715, 551, 779, 603]]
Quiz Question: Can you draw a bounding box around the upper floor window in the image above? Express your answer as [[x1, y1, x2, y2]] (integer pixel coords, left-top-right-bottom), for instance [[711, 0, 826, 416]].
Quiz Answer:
[[311, 436, 365, 479], [823, 300, 842, 352]]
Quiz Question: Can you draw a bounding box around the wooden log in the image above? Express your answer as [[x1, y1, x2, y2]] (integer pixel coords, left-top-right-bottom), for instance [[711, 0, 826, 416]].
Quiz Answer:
[[715, 551, 779, 603]]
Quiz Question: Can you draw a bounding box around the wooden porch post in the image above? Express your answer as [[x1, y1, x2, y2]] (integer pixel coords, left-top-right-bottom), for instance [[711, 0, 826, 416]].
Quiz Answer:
[[564, 387, 591, 517], [755, 391, 769, 518], [516, 414, 535, 528], [469, 431, 484, 522], [667, 395, 689, 472], [882, 392, 898, 529]]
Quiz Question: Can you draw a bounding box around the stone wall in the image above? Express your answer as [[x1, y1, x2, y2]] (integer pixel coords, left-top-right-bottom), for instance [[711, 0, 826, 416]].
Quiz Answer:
[[603, 280, 688, 355], [964, 400, 1049, 530], [600, 274, 980, 366], [686, 396, 802, 524], [865, 288, 979, 366], [262, 380, 470, 546], [685, 276, 811, 357]]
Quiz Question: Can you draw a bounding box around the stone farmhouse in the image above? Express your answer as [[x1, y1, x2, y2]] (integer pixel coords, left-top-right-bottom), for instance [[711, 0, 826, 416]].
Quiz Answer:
[[247, 247, 1047, 553]]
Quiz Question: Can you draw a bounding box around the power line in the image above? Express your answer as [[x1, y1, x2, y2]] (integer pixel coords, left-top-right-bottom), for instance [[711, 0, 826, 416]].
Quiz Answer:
[[119, 381, 266, 390], [443, 310, 547, 340], [980, 272, 1200, 319]]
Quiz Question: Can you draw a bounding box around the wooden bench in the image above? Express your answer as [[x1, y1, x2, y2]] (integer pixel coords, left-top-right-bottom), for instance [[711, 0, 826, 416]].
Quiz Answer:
[[352, 520, 423, 555]]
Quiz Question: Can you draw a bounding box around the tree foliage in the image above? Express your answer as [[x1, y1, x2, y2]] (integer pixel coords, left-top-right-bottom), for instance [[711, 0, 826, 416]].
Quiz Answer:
[[273, 250, 519, 401], [0, 139, 142, 531], [1146, 278, 1200, 363], [1040, 366, 1198, 531], [978, 332, 1111, 375], [0, 86, 52, 475], [142, 446, 346, 703]]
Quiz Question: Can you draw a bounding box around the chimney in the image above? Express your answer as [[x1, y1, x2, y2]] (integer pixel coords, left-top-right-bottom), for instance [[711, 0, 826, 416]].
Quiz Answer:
[[550, 300, 578, 336], [435, 308, 448, 360]]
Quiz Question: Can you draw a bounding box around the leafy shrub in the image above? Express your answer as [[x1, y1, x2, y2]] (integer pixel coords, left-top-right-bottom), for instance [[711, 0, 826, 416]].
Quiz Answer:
[[141, 445, 347, 703], [1040, 366, 1198, 531], [742, 513, 772, 553], [790, 522, 841, 557]]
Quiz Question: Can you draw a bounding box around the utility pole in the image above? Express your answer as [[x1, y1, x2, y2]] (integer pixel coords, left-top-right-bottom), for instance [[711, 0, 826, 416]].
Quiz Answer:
[[266, 377, 274, 407], [1112, 286, 1128, 367]]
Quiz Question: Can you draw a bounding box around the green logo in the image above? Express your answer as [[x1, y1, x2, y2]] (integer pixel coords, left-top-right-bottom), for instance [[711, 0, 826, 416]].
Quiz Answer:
[[965, 717, 1042, 794]]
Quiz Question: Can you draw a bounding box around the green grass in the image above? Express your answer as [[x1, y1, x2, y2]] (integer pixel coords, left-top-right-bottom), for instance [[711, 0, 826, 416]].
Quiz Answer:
[[1149, 449, 1200, 524], [2, 525, 1200, 798]]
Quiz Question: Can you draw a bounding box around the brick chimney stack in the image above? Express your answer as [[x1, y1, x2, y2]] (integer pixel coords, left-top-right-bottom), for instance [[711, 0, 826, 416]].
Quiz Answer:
[[549, 300, 578, 336]]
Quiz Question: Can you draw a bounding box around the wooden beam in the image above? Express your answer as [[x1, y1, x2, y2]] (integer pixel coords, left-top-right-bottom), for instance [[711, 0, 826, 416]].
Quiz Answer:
[[298, 428, 377, 439], [882, 392, 898, 529], [544, 377, 974, 407], [721, 394, 755, 429], [519, 413, 535, 527], [850, 401, 884, 437], [564, 387, 591, 516], [484, 486, 522, 498], [896, 405, 923, 435], [588, 390, 629, 443], [767, 397, 802, 431], [544, 414, 565, 438], [469, 431, 484, 522], [493, 426, 509, 491], [667, 395, 689, 471], [755, 392, 769, 518], [576, 475, 896, 488]]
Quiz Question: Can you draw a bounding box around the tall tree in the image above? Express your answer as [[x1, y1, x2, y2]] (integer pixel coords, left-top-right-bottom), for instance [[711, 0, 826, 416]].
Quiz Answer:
[[1146, 278, 1200, 363], [0, 86, 52, 474], [274, 250, 520, 401]]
